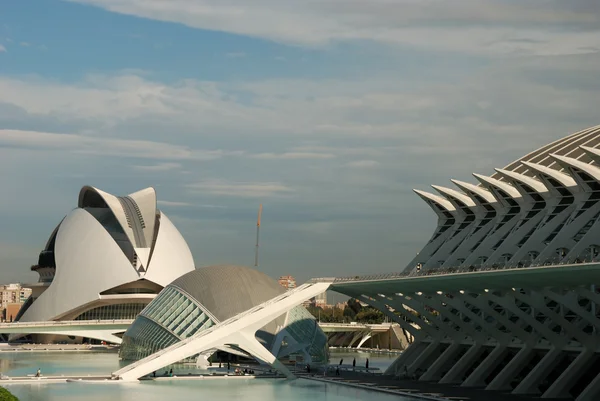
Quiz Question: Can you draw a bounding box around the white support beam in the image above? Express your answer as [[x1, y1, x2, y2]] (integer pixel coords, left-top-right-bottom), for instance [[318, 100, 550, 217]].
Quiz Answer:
[[486, 346, 535, 391], [439, 343, 485, 384], [408, 340, 442, 375], [461, 344, 508, 387], [542, 349, 595, 399], [513, 347, 563, 395], [577, 369, 600, 401], [419, 343, 463, 382]]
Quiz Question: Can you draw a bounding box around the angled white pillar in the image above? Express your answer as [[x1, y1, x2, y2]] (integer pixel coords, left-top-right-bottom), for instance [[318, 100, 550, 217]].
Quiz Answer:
[[362, 297, 433, 340], [234, 331, 295, 378], [439, 343, 485, 384], [423, 185, 477, 269], [542, 349, 594, 399], [486, 346, 535, 391], [385, 340, 428, 376], [408, 340, 442, 374], [577, 369, 600, 401], [418, 343, 463, 382], [513, 347, 563, 395], [461, 344, 508, 387], [406, 190, 458, 271]]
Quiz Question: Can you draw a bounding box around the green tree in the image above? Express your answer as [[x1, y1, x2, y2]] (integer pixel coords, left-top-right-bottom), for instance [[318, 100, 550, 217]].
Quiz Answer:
[[0, 387, 19, 401]]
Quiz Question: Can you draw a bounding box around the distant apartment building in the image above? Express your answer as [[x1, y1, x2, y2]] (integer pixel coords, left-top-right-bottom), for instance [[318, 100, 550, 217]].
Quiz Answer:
[[315, 291, 327, 307], [278, 275, 296, 290], [0, 283, 32, 322], [19, 287, 32, 303]]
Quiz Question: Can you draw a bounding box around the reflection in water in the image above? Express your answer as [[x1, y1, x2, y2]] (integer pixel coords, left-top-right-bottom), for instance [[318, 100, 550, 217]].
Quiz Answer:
[[1, 350, 408, 401]]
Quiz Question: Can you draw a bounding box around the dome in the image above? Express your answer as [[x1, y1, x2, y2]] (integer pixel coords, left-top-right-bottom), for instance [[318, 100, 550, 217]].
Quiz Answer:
[[170, 265, 286, 322]]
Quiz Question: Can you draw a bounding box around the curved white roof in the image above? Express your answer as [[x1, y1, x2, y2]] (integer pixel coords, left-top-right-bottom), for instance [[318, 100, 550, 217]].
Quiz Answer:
[[494, 168, 549, 193], [413, 189, 456, 212], [521, 161, 577, 188], [450, 179, 497, 204], [19, 186, 195, 323], [498, 125, 600, 177], [550, 154, 600, 182], [431, 185, 476, 207], [472, 173, 521, 199]]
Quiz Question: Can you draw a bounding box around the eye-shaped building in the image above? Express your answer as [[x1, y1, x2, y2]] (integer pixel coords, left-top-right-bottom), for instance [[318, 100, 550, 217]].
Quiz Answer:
[[15, 186, 195, 342], [119, 264, 329, 366]]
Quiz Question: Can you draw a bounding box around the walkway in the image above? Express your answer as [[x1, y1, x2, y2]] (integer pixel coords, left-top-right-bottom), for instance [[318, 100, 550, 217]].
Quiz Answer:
[[302, 371, 572, 401]]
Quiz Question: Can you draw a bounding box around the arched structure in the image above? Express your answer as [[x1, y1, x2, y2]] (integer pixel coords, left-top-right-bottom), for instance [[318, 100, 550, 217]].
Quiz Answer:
[[409, 125, 600, 271], [366, 124, 600, 401], [14, 186, 195, 343]]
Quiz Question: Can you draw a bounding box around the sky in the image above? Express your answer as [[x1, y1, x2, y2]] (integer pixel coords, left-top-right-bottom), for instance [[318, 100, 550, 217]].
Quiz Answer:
[[1, 1, 600, 284]]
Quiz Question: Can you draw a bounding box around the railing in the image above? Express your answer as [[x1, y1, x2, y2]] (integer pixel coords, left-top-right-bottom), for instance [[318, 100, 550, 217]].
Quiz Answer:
[[309, 258, 600, 284], [0, 319, 133, 328]]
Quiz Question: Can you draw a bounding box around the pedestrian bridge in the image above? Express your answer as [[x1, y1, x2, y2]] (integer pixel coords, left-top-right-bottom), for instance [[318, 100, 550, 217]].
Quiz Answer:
[[319, 323, 407, 349], [0, 319, 133, 344]]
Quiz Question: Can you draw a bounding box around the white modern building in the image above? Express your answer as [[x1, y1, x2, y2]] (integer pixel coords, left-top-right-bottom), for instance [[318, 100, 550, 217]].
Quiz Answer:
[[342, 124, 600, 401], [408, 125, 600, 272], [13, 186, 195, 343], [119, 265, 329, 368]]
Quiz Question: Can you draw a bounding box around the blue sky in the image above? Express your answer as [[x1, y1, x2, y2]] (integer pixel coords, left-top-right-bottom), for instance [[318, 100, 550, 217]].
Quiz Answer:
[[1, 0, 600, 284]]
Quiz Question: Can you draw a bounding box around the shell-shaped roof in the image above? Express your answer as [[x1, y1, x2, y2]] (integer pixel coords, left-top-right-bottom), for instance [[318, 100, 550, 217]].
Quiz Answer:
[[169, 264, 285, 322], [494, 125, 600, 179]]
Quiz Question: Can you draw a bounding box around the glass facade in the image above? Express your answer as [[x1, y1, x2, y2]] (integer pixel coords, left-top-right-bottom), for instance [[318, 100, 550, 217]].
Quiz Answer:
[[282, 306, 329, 363], [120, 287, 215, 360], [74, 303, 147, 321]]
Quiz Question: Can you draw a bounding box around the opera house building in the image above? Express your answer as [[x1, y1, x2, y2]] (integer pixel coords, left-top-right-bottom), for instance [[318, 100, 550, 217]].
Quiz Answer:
[[14, 186, 195, 341]]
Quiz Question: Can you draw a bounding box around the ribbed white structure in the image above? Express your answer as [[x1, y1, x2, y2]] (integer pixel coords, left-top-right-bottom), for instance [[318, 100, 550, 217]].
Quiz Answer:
[[377, 125, 600, 400], [409, 125, 600, 272]]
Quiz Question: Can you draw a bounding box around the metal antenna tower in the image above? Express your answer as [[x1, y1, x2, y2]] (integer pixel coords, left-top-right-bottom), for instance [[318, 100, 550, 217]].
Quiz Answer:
[[255, 204, 262, 268]]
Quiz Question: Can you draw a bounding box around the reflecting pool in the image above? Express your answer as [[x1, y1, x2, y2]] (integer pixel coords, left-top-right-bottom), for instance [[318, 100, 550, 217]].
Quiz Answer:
[[1, 351, 415, 401]]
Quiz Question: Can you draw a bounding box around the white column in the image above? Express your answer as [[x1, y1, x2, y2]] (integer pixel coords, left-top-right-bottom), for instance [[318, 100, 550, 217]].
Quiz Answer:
[[408, 340, 442, 374], [440, 343, 485, 384], [419, 343, 463, 382], [486, 346, 535, 391], [577, 370, 600, 401], [512, 347, 563, 395], [542, 349, 594, 399], [461, 344, 508, 387], [385, 341, 427, 376]]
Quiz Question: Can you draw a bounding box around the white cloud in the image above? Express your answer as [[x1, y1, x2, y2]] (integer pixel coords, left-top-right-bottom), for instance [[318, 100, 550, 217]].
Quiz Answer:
[[66, 0, 600, 55], [0, 45, 6, 53], [0, 129, 226, 160], [157, 200, 226, 208], [133, 162, 182, 171], [346, 160, 380, 168], [251, 152, 336, 160], [187, 179, 294, 198]]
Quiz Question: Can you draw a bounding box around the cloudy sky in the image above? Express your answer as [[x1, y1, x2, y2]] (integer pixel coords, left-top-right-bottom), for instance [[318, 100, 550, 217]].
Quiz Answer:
[[1, 1, 599, 284]]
